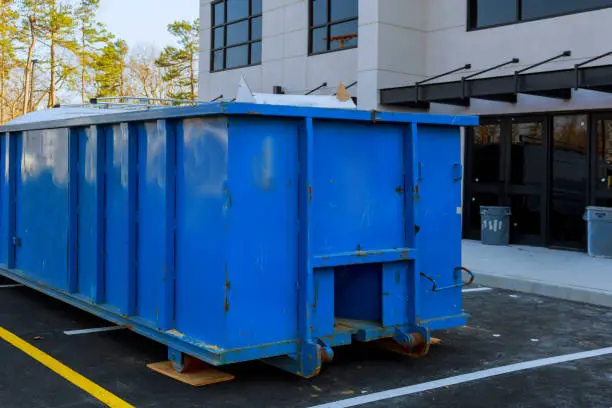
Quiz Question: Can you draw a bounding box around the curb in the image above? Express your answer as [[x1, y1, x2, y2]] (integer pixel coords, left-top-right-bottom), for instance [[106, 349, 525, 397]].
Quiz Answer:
[[474, 271, 612, 308]]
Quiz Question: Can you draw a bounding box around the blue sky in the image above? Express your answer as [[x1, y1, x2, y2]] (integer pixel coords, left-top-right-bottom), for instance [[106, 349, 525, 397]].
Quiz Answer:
[[97, 0, 199, 49]]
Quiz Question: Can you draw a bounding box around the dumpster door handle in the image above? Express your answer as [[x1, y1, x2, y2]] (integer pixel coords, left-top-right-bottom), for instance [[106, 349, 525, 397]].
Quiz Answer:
[[417, 162, 423, 181], [420, 267, 475, 292]]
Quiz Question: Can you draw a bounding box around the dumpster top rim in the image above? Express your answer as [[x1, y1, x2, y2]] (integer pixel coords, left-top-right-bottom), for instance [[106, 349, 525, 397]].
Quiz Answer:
[[0, 102, 479, 133]]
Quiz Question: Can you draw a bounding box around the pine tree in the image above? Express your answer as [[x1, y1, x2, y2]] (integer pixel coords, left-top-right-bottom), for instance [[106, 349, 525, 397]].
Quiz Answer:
[[155, 19, 199, 100], [22, 0, 78, 108], [94, 38, 128, 97], [0, 0, 19, 122], [75, 0, 106, 103], [18, 1, 37, 114]]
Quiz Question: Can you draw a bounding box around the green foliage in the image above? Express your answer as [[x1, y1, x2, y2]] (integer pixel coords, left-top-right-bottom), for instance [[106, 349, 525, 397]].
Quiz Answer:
[[75, 0, 108, 102], [0, 0, 20, 122], [0, 2, 202, 122], [155, 19, 199, 100], [94, 38, 128, 97]]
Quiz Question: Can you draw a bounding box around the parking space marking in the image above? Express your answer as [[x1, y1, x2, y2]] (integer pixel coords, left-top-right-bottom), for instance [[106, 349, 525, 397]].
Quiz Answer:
[[0, 326, 134, 408], [310, 346, 612, 408], [0, 284, 23, 288], [462, 287, 492, 293], [64, 326, 125, 336]]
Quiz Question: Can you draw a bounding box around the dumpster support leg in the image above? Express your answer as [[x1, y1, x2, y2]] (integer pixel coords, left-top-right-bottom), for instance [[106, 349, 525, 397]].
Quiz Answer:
[[262, 339, 333, 378], [377, 326, 431, 358], [146, 348, 235, 387]]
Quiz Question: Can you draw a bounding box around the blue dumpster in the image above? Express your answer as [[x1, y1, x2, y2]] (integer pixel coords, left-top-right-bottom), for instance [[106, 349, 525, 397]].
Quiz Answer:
[[0, 103, 477, 378]]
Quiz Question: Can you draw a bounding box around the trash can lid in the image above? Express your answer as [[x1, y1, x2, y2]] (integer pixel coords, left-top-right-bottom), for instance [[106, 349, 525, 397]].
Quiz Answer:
[[480, 206, 512, 216], [585, 206, 612, 222], [586, 206, 612, 212]]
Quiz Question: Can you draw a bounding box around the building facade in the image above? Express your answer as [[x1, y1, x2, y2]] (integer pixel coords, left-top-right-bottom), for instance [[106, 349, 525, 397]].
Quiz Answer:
[[199, 0, 612, 251]]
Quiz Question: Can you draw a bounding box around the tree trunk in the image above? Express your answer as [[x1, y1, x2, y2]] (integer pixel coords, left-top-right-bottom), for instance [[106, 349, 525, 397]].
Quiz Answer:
[[22, 15, 36, 114], [1, 56, 5, 124], [48, 33, 56, 108], [120, 61, 124, 96], [81, 23, 86, 103], [189, 53, 195, 100]]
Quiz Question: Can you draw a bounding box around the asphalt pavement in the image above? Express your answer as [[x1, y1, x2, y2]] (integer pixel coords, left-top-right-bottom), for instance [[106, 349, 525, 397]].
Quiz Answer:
[[0, 276, 611, 408]]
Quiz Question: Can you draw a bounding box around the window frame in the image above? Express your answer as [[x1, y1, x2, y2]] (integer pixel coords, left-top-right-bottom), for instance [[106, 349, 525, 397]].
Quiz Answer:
[[210, 0, 262, 73], [467, 0, 612, 31], [308, 0, 359, 56]]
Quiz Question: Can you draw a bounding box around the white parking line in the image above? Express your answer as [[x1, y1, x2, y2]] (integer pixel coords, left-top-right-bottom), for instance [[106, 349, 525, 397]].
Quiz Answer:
[[462, 287, 492, 293], [0, 284, 23, 288], [64, 326, 125, 336], [309, 347, 612, 408]]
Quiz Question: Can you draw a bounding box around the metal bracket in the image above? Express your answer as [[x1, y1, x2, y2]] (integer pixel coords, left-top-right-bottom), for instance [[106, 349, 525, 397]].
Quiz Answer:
[[262, 338, 333, 378], [420, 267, 475, 292], [392, 326, 431, 358], [574, 50, 612, 89]]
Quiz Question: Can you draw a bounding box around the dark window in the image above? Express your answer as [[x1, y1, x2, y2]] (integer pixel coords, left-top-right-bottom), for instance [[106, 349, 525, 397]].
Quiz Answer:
[[596, 120, 612, 192], [211, 0, 262, 72], [469, 0, 517, 28], [510, 122, 544, 187], [468, 0, 612, 29], [309, 0, 358, 55], [522, 0, 612, 20], [472, 124, 501, 183]]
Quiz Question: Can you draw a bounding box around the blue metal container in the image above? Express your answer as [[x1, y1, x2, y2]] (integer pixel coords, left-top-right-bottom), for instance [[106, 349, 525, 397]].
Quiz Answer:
[[0, 103, 477, 378]]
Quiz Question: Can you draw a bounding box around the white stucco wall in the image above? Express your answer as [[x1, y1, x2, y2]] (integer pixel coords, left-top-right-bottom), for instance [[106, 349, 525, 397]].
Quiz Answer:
[[199, 1, 612, 113], [199, 0, 357, 101], [357, 0, 427, 109], [424, 1, 612, 115]]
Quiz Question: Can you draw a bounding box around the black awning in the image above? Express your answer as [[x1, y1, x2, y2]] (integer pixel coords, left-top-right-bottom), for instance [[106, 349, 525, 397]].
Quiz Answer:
[[380, 64, 612, 108]]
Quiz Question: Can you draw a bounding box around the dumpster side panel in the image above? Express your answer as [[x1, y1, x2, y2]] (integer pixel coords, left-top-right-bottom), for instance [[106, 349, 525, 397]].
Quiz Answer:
[[0, 135, 8, 266], [16, 129, 70, 291], [105, 124, 131, 312], [415, 124, 464, 327], [77, 126, 103, 301], [175, 117, 229, 346], [136, 121, 168, 326], [224, 117, 299, 349], [311, 121, 405, 254]]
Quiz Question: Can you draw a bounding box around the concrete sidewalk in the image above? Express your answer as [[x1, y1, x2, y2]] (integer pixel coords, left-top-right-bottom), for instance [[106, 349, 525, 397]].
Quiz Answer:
[[463, 240, 612, 307]]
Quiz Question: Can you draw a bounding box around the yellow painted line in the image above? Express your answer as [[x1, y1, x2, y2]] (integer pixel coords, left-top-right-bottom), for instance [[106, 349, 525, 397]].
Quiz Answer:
[[0, 326, 134, 408]]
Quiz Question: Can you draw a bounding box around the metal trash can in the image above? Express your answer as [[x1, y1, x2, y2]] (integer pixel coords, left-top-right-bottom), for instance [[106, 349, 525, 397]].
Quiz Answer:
[[584, 206, 612, 258], [480, 206, 511, 246]]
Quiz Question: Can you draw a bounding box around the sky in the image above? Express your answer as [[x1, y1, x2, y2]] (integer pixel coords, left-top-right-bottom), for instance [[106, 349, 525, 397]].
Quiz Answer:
[[96, 0, 199, 50]]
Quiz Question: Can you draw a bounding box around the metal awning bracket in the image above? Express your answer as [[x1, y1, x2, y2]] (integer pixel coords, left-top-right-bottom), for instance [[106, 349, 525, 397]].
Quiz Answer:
[[462, 58, 519, 99], [414, 64, 471, 104], [514, 51, 571, 93], [574, 51, 612, 90]]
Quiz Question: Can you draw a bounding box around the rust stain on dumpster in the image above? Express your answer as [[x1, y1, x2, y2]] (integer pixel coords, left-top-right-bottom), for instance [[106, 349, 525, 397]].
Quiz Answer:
[[224, 266, 231, 313]]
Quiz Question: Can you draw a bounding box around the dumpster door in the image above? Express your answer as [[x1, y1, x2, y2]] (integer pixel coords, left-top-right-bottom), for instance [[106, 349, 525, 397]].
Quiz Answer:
[[416, 125, 464, 327], [15, 129, 70, 290]]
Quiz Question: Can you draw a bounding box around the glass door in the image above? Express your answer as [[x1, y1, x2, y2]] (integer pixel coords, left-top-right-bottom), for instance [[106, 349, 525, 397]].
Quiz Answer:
[[464, 120, 503, 239], [592, 115, 612, 208], [505, 118, 547, 246], [550, 115, 588, 250]]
